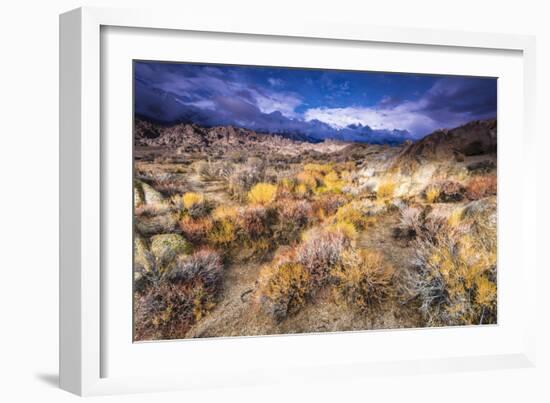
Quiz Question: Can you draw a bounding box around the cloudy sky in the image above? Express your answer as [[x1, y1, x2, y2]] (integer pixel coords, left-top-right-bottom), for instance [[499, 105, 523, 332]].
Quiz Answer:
[[134, 61, 497, 143]]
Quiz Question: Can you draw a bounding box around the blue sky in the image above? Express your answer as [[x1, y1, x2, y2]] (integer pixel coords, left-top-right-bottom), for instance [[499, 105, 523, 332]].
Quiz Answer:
[[134, 61, 497, 143]]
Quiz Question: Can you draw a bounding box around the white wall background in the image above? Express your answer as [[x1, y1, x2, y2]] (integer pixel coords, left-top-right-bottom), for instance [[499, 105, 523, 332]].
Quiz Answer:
[[0, 0, 547, 401]]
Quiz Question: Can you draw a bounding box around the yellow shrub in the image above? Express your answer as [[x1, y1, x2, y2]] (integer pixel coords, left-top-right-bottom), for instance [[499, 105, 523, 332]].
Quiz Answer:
[[335, 202, 369, 230], [295, 183, 309, 198], [322, 171, 344, 193], [279, 177, 295, 191], [324, 171, 339, 183], [326, 221, 358, 242], [212, 205, 239, 221], [304, 163, 333, 175], [475, 275, 497, 308], [296, 171, 321, 189], [377, 180, 396, 199], [333, 249, 395, 311], [425, 186, 440, 203], [248, 183, 277, 205], [246, 238, 271, 255], [258, 262, 311, 320], [447, 208, 463, 227], [411, 219, 497, 326], [207, 219, 237, 245], [182, 192, 204, 209]]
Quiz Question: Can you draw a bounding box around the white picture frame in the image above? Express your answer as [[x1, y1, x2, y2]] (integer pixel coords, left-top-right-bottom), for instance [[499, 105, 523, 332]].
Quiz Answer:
[[59, 6, 537, 396]]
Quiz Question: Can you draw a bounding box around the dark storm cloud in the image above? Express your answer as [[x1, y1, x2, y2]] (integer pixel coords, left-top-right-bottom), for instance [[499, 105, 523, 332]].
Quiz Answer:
[[134, 62, 497, 142]]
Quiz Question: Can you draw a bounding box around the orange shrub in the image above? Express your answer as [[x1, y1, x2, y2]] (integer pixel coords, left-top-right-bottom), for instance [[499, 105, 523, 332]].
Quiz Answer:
[[179, 216, 213, 244], [238, 205, 273, 239], [465, 175, 497, 200]]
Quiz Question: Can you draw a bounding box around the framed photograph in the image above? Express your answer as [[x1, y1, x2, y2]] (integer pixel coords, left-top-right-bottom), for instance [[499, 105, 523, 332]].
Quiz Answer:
[[60, 6, 537, 396]]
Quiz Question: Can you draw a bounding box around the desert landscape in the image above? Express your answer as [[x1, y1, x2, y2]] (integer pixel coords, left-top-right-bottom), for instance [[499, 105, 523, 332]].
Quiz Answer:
[[132, 62, 497, 340], [133, 116, 497, 340]]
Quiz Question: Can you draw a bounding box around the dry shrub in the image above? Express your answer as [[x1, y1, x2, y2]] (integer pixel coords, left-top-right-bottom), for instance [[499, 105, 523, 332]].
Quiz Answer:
[[134, 282, 205, 340], [274, 199, 312, 243], [238, 205, 273, 239], [303, 163, 333, 175], [296, 230, 349, 287], [194, 160, 217, 181], [296, 171, 321, 190], [435, 181, 465, 202], [152, 178, 188, 197], [424, 186, 440, 203], [248, 183, 278, 205], [211, 205, 239, 221], [332, 249, 395, 312], [474, 275, 497, 312], [335, 202, 370, 230], [207, 218, 237, 246], [149, 233, 192, 275], [194, 160, 234, 181], [258, 262, 310, 321], [181, 192, 211, 218], [406, 211, 497, 326], [312, 194, 348, 218], [326, 221, 358, 242], [465, 175, 497, 200], [294, 183, 310, 198], [377, 180, 396, 199], [168, 249, 224, 294], [462, 197, 497, 252], [447, 208, 463, 228], [320, 170, 344, 193], [392, 206, 422, 241], [182, 192, 203, 209], [276, 178, 296, 199], [134, 249, 224, 340], [228, 164, 265, 200], [179, 216, 213, 244]]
